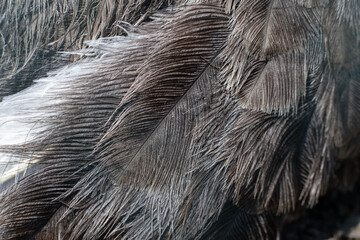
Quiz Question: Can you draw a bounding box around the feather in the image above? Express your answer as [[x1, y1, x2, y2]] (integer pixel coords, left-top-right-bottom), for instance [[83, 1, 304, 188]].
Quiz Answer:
[[221, 0, 323, 115], [0, 31, 155, 239], [0, 0, 359, 239], [200, 202, 278, 240], [0, 0, 172, 99]]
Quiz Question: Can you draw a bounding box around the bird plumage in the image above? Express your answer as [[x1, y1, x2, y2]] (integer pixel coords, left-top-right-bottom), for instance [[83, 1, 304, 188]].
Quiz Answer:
[[0, 0, 359, 239]]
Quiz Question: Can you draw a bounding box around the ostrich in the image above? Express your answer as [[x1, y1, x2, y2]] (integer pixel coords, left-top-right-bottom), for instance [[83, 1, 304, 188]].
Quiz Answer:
[[0, 0, 359, 239]]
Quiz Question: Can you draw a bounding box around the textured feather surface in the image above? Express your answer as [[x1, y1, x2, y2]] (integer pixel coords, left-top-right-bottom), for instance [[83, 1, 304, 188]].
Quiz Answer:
[[0, 0, 172, 99], [0, 31, 155, 238], [221, 0, 323, 115], [0, 0, 359, 239], [201, 202, 278, 240]]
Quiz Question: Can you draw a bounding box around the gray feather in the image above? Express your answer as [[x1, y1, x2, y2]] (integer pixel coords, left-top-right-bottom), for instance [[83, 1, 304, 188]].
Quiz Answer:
[[0, 0, 359, 239]]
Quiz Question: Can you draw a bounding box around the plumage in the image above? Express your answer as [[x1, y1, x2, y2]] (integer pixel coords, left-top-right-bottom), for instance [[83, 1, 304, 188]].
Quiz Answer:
[[0, 0, 359, 239]]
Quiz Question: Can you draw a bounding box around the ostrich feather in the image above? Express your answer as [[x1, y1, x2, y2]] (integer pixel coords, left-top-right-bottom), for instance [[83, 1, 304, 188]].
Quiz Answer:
[[0, 0, 172, 99], [0, 0, 359, 239]]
